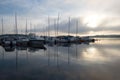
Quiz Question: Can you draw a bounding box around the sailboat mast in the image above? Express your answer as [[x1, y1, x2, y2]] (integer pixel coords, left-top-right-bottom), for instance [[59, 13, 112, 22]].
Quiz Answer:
[[34, 25, 35, 34], [15, 13, 18, 34], [25, 19, 28, 35], [54, 19, 56, 37], [76, 19, 78, 37], [30, 21, 31, 33], [48, 16, 50, 37], [57, 13, 60, 36], [68, 17, 71, 36], [1, 17, 3, 35]]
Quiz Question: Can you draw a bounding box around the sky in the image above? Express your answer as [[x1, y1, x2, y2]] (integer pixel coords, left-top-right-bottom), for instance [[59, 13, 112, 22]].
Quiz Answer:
[[0, 0, 120, 36]]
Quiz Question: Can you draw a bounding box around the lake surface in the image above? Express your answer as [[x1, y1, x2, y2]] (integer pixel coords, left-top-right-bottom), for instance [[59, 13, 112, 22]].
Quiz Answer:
[[0, 38, 120, 80]]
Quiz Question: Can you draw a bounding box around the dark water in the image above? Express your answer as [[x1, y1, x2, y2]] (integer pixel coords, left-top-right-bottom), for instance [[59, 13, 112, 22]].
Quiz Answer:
[[0, 38, 120, 80]]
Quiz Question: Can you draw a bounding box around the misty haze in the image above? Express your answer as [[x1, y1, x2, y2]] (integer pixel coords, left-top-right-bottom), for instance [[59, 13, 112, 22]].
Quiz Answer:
[[0, 0, 120, 80]]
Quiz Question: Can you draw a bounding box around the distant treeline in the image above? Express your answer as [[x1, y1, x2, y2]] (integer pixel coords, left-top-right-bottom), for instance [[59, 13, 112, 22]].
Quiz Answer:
[[91, 35, 120, 38]]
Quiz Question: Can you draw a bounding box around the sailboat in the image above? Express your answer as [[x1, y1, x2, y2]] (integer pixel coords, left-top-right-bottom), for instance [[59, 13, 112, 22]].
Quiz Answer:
[[0, 18, 3, 45], [28, 22, 45, 49], [1, 15, 17, 46], [16, 18, 29, 46], [57, 17, 71, 43]]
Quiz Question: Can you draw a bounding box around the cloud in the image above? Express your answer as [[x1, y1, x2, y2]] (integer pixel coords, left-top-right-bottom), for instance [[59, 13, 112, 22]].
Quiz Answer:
[[35, 17, 120, 35], [0, 0, 120, 35], [0, 0, 120, 16]]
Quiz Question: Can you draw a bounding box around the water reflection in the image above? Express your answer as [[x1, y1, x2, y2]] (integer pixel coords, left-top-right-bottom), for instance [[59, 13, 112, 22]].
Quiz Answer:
[[82, 47, 107, 62], [0, 38, 120, 80], [1, 45, 46, 53], [3, 46, 15, 52], [15, 49, 18, 71], [0, 46, 5, 63]]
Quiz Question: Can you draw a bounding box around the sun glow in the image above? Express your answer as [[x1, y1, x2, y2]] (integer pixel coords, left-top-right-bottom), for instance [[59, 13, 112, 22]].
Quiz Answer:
[[82, 47, 107, 61], [83, 14, 104, 28]]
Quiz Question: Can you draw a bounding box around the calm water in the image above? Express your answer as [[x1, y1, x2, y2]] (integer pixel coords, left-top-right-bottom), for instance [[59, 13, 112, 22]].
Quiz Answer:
[[0, 38, 120, 80]]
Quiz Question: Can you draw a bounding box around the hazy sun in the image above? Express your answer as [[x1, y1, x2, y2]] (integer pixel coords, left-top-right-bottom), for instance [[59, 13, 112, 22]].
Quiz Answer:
[[83, 14, 103, 28]]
